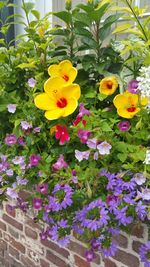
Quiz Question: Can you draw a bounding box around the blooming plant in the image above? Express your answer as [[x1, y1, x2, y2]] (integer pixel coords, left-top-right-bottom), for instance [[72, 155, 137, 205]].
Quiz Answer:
[[0, 0, 150, 266]]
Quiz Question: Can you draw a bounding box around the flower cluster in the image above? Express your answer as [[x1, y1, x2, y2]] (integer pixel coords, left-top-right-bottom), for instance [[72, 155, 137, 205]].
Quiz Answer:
[[1, 1, 150, 265]]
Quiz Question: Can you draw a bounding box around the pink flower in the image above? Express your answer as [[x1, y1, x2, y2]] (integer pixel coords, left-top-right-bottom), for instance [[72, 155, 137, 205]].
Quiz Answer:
[[77, 129, 91, 144], [78, 103, 91, 117], [52, 155, 68, 171], [55, 125, 70, 145], [29, 154, 41, 167]]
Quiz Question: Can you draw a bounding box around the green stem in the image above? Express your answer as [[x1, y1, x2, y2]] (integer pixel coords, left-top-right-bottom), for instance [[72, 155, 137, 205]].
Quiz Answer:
[[125, 0, 148, 42]]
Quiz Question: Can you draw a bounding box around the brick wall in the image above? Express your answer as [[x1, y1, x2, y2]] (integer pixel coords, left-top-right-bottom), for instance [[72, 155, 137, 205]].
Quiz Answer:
[[0, 201, 148, 267]]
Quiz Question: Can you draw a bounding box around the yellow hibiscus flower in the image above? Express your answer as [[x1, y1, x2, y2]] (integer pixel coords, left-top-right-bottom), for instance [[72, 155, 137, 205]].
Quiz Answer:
[[99, 76, 118, 95], [113, 91, 148, 119], [48, 60, 77, 85], [34, 77, 80, 120]]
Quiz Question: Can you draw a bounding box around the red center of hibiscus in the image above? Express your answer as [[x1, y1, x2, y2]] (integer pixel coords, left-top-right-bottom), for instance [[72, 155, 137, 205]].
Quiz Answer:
[[127, 107, 136, 112], [57, 98, 67, 108], [63, 74, 69, 81], [107, 81, 113, 89]]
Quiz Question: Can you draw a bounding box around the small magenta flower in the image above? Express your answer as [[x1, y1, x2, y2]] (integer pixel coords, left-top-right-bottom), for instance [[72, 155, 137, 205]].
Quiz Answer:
[[55, 124, 70, 145], [128, 79, 139, 94], [36, 183, 48, 195], [28, 78, 37, 88], [117, 121, 130, 131], [84, 250, 95, 262], [7, 104, 17, 113], [32, 198, 42, 209], [78, 103, 91, 117], [17, 137, 25, 146], [97, 141, 112, 155], [52, 155, 68, 171], [77, 129, 91, 144], [29, 154, 41, 167], [4, 134, 17, 146]]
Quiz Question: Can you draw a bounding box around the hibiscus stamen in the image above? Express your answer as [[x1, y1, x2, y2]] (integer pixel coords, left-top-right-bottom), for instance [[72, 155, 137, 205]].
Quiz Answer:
[[57, 98, 67, 108], [107, 81, 113, 89], [127, 107, 136, 112], [63, 75, 69, 81]]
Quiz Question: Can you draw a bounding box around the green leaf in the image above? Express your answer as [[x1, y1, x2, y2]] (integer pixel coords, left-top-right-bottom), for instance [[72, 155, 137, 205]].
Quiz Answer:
[[53, 11, 72, 24], [103, 13, 122, 28], [22, 2, 35, 15], [17, 61, 36, 69], [73, 12, 92, 26], [101, 122, 112, 131], [31, 9, 40, 20], [117, 153, 128, 162], [0, 2, 6, 10], [112, 23, 132, 34], [89, 3, 109, 23], [98, 93, 108, 101]]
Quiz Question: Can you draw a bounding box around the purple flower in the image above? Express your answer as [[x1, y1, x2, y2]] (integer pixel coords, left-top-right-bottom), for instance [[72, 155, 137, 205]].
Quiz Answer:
[[33, 127, 41, 133], [93, 152, 99, 160], [87, 138, 97, 149], [134, 173, 146, 185], [32, 198, 42, 209], [75, 199, 109, 231], [114, 206, 133, 226], [84, 250, 95, 262], [4, 134, 17, 146], [72, 170, 78, 184], [7, 104, 17, 113], [139, 241, 150, 267], [117, 121, 130, 131], [97, 141, 112, 155], [78, 103, 91, 117], [6, 169, 14, 176], [77, 129, 91, 144], [141, 188, 150, 201], [49, 220, 71, 247], [91, 238, 100, 250], [29, 154, 41, 167], [21, 121, 32, 130], [36, 183, 48, 195], [12, 156, 25, 165], [136, 201, 147, 221], [39, 230, 48, 241], [48, 184, 73, 211], [128, 79, 139, 94], [100, 240, 117, 257], [75, 150, 90, 162], [28, 78, 37, 88], [6, 188, 18, 199], [52, 154, 68, 171], [17, 137, 25, 146], [16, 176, 28, 185]]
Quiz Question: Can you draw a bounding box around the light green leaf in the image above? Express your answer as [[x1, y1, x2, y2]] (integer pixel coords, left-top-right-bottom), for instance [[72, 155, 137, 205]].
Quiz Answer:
[[112, 23, 132, 34]]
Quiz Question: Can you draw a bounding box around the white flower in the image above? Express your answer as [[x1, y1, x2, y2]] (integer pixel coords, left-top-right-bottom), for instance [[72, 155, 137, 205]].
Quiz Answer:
[[7, 104, 17, 113], [137, 66, 150, 104], [144, 150, 150, 165]]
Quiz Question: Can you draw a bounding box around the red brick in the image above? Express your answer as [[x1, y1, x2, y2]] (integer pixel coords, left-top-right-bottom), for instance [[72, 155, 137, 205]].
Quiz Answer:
[[25, 226, 38, 240], [8, 226, 19, 239], [0, 230, 2, 237], [114, 234, 128, 248], [130, 224, 144, 238], [18, 190, 31, 200], [113, 248, 140, 267], [104, 258, 117, 267], [0, 240, 7, 250], [132, 240, 144, 254], [40, 258, 50, 267], [6, 204, 16, 217], [3, 233, 25, 254], [9, 245, 20, 260], [3, 214, 23, 231], [74, 255, 91, 267], [46, 250, 69, 267], [21, 255, 37, 267], [25, 217, 42, 231], [41, 239, 69, 258], [0, 220, 6, 231]]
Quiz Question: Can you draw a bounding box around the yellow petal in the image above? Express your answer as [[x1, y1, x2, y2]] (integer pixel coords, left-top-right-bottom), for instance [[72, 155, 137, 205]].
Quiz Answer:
[[63, 98, 78, 117], [117, 107, 140, 119], [34, 93, 54, 110], [140, 96, 148, 106], [113, 94, 128, 108], [59, 60, 73, 71], [48, 64, 60, 77], [45, 108, 65, 120], [61, 84, 81, 100], [44, 77, 66, 96]]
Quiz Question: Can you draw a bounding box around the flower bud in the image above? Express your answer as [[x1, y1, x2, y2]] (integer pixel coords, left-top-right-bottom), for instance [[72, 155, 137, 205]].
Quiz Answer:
[[65, 0, 72, 11]]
